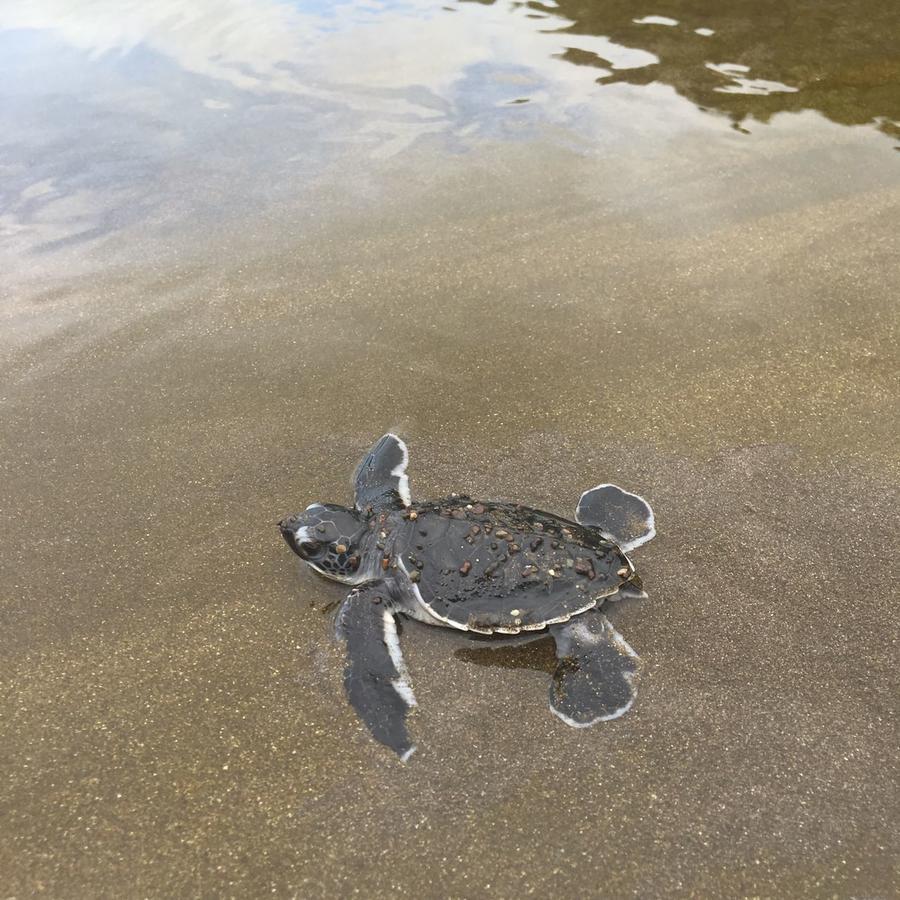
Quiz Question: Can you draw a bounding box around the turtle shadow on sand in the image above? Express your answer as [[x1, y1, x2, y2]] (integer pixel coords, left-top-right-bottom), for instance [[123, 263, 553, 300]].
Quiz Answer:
[[454, 634, 559, 674]]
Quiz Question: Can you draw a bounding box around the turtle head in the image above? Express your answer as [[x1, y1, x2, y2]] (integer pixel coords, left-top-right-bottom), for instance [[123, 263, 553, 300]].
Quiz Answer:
[[278, 503, 368, 583]]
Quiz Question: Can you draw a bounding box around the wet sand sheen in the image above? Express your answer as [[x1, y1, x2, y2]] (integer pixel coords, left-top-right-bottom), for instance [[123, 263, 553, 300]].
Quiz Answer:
[[4, 145, 899, 896], [2, 0, 900, 897]]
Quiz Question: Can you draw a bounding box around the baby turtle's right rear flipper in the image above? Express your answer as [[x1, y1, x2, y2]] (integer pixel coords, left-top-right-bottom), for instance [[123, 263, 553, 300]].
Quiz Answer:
[[549, 612, 640, 727], [576, 484, 655, 552]]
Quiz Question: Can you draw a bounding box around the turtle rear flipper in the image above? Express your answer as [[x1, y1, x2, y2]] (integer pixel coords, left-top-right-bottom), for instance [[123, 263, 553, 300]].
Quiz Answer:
[[336, 583, 417, 760], [549, 613, 640, 727], [576, 484, 655, 552], [609, 575, 649, 602], [354, 433, 411, 511]]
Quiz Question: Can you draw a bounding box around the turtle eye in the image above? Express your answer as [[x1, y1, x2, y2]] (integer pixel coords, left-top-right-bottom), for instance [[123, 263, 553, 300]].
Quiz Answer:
[[298, 540, 321, 557]]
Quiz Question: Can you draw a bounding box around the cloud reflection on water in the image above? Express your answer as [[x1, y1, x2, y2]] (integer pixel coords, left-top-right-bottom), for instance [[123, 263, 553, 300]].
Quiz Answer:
[[1, 0, 897, 259], [0, 0, 655, 118]]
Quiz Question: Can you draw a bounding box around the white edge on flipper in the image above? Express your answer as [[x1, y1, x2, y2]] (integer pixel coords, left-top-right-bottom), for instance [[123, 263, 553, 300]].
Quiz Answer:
[[381, 608, 417, 708], [576, 483, 656, 553], [337, 596, 418, 762], [550, 618, 641, 729], [551, 691, 637, 728], [385, 432, 411, 507], [382, 608, 418, 762]]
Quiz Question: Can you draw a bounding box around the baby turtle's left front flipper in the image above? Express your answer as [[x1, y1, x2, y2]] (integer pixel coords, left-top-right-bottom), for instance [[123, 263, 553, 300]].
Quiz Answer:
[[354, 433, 411, 511], [336, 582, 417, 760], [549, 613, 640, 727]]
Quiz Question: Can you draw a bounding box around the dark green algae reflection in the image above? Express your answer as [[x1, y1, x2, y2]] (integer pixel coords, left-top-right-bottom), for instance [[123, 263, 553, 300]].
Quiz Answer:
[[488, 0, 900, 139]]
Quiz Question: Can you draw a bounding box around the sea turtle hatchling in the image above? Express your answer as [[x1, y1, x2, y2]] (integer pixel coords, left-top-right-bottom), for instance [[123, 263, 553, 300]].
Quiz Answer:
[[279, 433, 655, 760]]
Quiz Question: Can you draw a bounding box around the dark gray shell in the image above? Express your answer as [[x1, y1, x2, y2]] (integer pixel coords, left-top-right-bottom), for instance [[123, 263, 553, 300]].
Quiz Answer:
[[389, 496, 633, 634]]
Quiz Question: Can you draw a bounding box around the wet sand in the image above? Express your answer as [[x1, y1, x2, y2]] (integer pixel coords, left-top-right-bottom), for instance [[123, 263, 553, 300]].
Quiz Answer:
[[2, 1, 900, 897]]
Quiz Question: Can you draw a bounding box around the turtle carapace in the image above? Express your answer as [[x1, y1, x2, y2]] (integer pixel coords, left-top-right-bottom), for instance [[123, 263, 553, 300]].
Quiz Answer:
[[279, 434, 655, 760]]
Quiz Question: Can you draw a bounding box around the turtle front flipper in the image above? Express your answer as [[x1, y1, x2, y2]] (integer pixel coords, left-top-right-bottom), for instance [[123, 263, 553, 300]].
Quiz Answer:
[[575, 484, 655, 552], [354, 433, 411, 511], [336, 582, 417, 760], [549, 612, 640, 727]]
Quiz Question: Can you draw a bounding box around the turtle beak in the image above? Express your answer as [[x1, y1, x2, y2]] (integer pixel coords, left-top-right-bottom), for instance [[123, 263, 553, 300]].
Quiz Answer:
[[278, 516, 300, 550]]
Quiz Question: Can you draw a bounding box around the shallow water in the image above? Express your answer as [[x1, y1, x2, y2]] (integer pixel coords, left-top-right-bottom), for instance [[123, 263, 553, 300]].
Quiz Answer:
[[2, 1, 899, 897]]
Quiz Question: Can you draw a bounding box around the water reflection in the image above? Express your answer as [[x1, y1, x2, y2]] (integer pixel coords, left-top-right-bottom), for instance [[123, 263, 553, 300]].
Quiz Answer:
[[5, 0, 897, 138], [540, 0, 900, 137], [1, 0, 897, 262]]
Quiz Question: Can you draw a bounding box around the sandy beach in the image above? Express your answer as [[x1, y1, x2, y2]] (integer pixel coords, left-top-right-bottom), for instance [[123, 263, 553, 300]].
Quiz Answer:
[[2, 1, 898, 896]]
